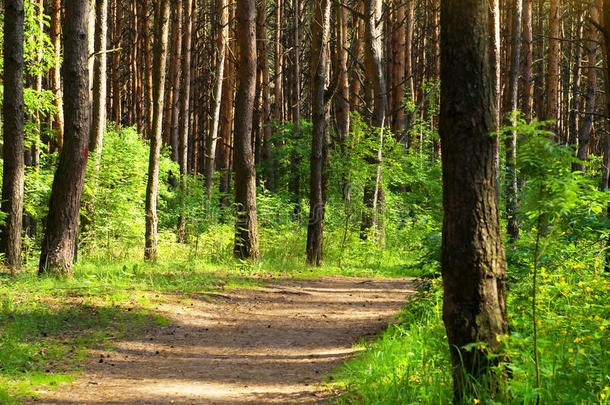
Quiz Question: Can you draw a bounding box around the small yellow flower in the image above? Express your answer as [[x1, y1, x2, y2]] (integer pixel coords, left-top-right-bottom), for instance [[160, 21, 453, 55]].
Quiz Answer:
[[594, 316, 602, 321], [602, 393, 606, 400], [585, 287, 592, 293], [579, 348, 585, 355], [593, 279, 598, 284], [604, 386, 609, 391], [561, 330, 567, 335], [601, 326, 606, 331], [536, 320, 542, 326], [568, 348, 574, 353], [555, 343, 560, 347], [578, 281, 584, 287], [474, 399, 480, 404], [573, 337, 581, 344]]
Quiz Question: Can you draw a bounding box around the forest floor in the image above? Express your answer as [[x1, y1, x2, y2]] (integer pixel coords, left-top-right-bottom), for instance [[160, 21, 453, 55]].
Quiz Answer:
[[23, 276, 416, 405]]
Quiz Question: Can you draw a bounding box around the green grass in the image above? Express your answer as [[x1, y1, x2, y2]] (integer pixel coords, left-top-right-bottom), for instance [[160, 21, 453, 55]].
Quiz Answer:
[[330, 233, 610, 404]]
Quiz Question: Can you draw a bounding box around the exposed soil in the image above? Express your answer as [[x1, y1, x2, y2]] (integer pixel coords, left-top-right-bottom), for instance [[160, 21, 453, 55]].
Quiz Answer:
[[26, 276, 416, 405]]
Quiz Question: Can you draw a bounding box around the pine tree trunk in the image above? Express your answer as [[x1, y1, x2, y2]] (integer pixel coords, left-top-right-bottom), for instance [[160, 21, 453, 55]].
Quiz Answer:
[[90, 0, 108, 154], [233, 0, 260, 259], [205, 0, 228, 197], [440, 0, 509, 399], [545, 0, 562, 134], [170, 0, 183, 164], [144, 0, 171, 261], [39, 0, 91, 276], [334, 2, 351, 201], [521, 0, 534, 121], [0, 0, 25, 269], [50, 0, 65, 151], [505, 0, 522, 244], [576, 1, 600, 172], [306, 0, 332, 266]]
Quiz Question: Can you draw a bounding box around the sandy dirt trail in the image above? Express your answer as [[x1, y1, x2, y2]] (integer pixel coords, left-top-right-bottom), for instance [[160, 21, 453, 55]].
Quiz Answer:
[[26, 276, 416, 405]]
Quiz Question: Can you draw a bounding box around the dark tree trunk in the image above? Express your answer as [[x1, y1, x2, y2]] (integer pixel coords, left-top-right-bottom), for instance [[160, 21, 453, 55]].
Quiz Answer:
[[144, 0, 171, 261], [306, 0, 332, 266], [0, 0, 25, 269], [233, 0, 260, 259], [439, 0, 509, 400], [39, 0, 91, 276]]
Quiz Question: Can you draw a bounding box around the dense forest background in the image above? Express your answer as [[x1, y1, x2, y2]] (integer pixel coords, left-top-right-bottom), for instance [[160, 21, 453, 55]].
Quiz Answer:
[[0, 0, 609, 403]]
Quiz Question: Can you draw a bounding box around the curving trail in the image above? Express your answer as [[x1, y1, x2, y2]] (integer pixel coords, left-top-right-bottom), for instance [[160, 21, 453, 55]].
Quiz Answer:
[[26, 276, 415, 405]]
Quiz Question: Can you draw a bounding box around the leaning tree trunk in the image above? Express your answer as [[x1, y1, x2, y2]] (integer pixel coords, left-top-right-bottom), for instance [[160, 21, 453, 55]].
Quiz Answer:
[[0, 0, 25, 269], [39, 0, 91, 276], [306, 0, 332, 266], [144, 0, 171, 261], [439, 0, 509, 400], [233, 0, 260, 259]]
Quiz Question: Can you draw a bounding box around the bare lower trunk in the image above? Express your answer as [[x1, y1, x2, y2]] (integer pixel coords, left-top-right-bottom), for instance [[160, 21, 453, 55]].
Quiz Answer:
[[39, 0, 91, 276], [306, 0, 332, 266], [440, 0, 508, 399], [144, 0, 171, 261], [233, 0, 260, 259], [90, 0, 108, 154], [0, 0, 25, 269]]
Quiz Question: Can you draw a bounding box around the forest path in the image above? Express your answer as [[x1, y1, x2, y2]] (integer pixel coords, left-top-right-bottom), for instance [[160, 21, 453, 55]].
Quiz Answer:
[[26, 276, 416, 405]]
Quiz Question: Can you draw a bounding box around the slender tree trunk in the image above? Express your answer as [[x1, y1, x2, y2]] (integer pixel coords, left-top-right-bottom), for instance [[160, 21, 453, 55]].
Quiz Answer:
[[39, 0, 91, 276], [218, 10, 235, 205], [306, 0, 332, 266], [335, 2, 351, 201], [361, 0, 387, 240], [274, 0, 283, 124], [50, 0, 65, 151], [568, 12, 584, 148], [545, 0, 562, 134], [170, 0, 183, 164], [177, 0, 194, 242], [144, 0, 171, 261], [257, 0, 272, 186], [576, 1, 600, 172], [90, 0, 108, 154], [505, 0, 522, 244], [289, 0, 302, 207], [0, 0, 25, 269], [111, 0, 122, 124], [521, 0, 534, 121], [233, 0, 260, 259], [391, 0, 406, 135], [440, 0, 509, 399], [205, 0, 228, 197]]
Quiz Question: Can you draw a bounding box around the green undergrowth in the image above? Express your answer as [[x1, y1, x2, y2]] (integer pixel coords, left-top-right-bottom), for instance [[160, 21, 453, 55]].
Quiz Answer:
[[330, 233, 610, 404]]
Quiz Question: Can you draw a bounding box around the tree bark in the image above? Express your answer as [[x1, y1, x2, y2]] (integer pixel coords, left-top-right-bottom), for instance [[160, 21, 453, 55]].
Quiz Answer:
[[90, 0, 108, 154], [545, 0, 562, 134], [361, 0, 387, 240], [505, 0, 522, 244], [440, 0, 508, 399], [233, 0, 260, 259], [391, 0, 406, 135], [520, 0, 534, 121], [306, 0, 332, 266], [39, 0, 91, 276], [144, 0, 171, 261], [205, 0, 228, 197], [0, 0, 25, 269], [576, 1, 600, 173], [50, 0, 65, 151], [169, 0, 183, 163]]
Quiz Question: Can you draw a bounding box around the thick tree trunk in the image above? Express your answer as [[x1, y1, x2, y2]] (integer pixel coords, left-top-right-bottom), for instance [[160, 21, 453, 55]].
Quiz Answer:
[[233, 0, 260, 259], [0, 0, 25, 269], [39, 0, 91, 276], [440, 0, 508, 400], [306, 0, 332, 266], [50, 0, 65, 150], [144, 0, 171, 261], [505, 0, 522, 244], [90, 0, 108, 154], [205, 0, 228, 197]]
